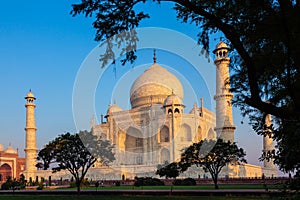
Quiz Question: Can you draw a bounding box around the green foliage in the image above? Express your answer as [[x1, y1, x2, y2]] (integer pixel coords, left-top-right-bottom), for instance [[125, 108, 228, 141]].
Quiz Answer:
[[36, 140, 57, 170], [69, 182, 77, 188], [37, 130, 115, 193], [156, 162, 180, 179], [71, 0, 300, 175], [0, 176, 24, 191], [36, 183, 44, 190], [1, 181, 11, 190], [18, 174, 26, 189], [81, 178, 90, 187], [173, 178, 196, 186], [179, 139, 246, 189], [134, 177, 164, 187]]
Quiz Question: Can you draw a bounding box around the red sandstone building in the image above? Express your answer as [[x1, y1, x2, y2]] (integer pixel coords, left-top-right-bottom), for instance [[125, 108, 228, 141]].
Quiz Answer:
[[0, 144, 25, 183]]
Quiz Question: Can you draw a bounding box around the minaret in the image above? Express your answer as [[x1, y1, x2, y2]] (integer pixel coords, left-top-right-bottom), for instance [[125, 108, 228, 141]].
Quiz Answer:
[[24, 90, 38, 180], [213, 41, 236, 142], [263, 114, 275, 168]]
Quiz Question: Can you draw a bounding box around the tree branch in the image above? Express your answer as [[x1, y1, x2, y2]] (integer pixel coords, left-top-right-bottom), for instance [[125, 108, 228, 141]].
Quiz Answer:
[[163, 0, 299, 118]]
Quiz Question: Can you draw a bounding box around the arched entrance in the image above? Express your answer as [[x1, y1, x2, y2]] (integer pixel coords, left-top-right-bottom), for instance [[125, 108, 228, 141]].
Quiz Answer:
[[0, 164, 12, 182], [159, 126, 169, 143], [196, 126, 202, 142], [179, 124, 192, 142], [125, 127, 143, 153], [125, 127, 143, 165]]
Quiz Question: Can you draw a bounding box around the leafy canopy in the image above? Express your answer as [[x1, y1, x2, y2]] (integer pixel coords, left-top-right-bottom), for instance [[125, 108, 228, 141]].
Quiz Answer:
[[179, 139, 246, 189], [37, 131, 115, 192], [156, 161, 180, 179]]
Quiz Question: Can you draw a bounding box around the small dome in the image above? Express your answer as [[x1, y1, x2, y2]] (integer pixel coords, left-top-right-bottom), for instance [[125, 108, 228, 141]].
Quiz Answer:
[[216, 41, 228, 49], [0, 144, 4, 151], [213, 41, 229, 54], [5, 145, 17, 154], [107, 104, 122, 114], [130, 63, 183, 108], [25, 90, 36, 100], [26, 91, 35, 98], [164, 94, 183, 107]]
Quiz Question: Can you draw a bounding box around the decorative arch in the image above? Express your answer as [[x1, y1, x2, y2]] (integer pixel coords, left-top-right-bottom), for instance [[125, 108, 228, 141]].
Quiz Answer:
[[118, 130, 126, 150], [174, 108, 180, 113], [159, 126, 169, 143], [125, 127, 143, 152], [167, 108, 172, 114], [0, 164, 12, 182], [207, 128, 216, 140], [180, 124, 192, 142], [196, 126, 202, 142], [160, 148, 170, 164]]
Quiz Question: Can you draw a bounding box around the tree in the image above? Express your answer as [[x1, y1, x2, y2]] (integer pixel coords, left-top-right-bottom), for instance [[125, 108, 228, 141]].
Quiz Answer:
[[37, 131, 115, 193], [36, 139, 57, 170], [156, 161, 180, 179], [179, 139, 246, 189], [71, 0, 300, 174], [0, 176, 24, 191]]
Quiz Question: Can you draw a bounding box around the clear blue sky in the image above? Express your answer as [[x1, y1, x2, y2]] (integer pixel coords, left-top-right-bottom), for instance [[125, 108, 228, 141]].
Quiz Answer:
[[0, 1, 265, 167]]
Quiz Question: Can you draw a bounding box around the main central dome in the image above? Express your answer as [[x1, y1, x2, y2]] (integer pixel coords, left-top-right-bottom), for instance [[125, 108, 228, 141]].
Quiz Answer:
[[130, 63, 183, 109]]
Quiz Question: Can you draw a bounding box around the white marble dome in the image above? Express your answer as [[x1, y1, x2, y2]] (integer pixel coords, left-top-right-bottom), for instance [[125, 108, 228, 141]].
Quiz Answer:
[[107, 104, 122, 114], [130, 63, 183, 108], [164, 93, 183, 107]]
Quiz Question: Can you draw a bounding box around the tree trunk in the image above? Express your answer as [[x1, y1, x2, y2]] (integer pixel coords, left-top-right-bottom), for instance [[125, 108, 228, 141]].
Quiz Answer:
[[212, 176, 219, 189], [76, 181, 81, 194]]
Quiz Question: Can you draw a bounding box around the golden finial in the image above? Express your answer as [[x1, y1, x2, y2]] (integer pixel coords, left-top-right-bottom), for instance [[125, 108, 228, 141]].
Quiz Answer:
[[153, 49, 156, 63]]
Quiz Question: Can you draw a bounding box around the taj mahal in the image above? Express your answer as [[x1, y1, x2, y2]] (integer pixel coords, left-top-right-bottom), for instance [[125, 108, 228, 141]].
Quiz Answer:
[[0, 42, 277, 183]]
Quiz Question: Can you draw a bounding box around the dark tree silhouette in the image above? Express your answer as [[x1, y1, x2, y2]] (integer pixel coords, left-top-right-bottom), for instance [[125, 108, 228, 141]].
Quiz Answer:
[[179, 139, 246, 189], [156, 161, 180, 179], [37, 131, 115, 193]]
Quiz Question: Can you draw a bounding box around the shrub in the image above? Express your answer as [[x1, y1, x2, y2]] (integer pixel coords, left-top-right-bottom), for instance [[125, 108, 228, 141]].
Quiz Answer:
[[81, 178, 90, 187], [1, 182, 10, 190], [36, 183, 44, 190], [69, 181, 76, 188], [134, 177, 164, 187], [173, 178, 196, 186]]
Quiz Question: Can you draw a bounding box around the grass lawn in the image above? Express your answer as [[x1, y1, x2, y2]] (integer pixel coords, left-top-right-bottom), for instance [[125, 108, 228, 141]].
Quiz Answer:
[[54, 184, 283, 191], [0, 195, 290, 200]]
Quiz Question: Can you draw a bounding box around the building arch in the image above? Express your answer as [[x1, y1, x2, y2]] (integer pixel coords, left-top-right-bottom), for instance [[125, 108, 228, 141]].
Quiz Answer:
[[180, 124, 192, 142], [159, 126, 169, 143], [125, 127, 143, 153], [160, 148, 170, 164], [0, 163, 12, 182], [207, 128, 216, 140], [118, 130, 126, 150], [196, 126, 202, 142]]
